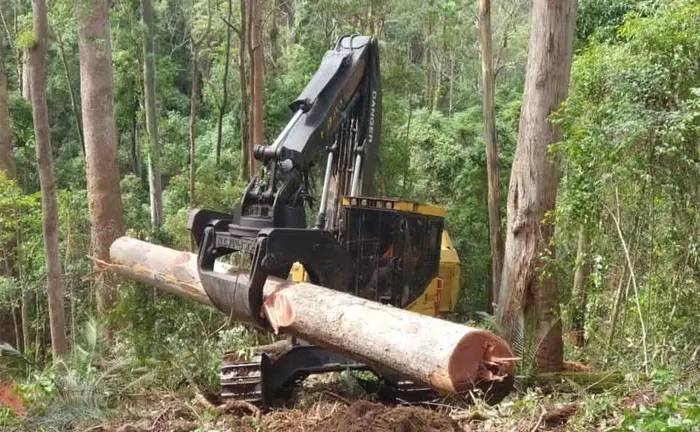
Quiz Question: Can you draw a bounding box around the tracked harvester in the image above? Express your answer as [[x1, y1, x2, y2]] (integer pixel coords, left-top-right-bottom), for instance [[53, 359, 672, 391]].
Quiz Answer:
[[187, 35, 514, 408]]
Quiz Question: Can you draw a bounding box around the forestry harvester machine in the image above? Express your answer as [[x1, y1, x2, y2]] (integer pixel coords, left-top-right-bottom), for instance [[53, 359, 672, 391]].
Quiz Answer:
[[186, 35, 514, 408]]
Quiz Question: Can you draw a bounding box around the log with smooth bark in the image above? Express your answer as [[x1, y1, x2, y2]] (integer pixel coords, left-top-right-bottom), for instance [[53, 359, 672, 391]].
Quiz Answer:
[[108, 236, 516, 395]]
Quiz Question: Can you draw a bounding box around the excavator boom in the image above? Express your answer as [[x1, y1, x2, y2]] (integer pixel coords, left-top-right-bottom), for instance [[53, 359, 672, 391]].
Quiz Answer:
[[187, 35, 381, 329]]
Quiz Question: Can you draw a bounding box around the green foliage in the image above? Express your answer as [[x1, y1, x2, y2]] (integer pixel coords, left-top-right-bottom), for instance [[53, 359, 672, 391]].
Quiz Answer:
[[613, 392, 700, 432], [555, 0, 700, 371]]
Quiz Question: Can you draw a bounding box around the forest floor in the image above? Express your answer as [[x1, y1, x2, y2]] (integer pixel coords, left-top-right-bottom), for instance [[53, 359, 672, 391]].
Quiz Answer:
[[0, 366, 700, 432], [4, 369, 692, 432], [66, 382, 652, 432]]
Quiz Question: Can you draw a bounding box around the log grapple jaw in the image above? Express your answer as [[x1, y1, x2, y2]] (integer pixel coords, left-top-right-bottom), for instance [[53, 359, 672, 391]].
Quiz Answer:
[[186, 208, 353, 329]]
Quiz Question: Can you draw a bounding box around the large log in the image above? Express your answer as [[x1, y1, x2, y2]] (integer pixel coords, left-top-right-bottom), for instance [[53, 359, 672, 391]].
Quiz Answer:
[[108, 236, 516, 395]]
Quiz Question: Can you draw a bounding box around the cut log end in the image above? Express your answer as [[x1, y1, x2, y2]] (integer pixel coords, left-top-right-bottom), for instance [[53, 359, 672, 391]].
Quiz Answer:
[[262, 288, 297, 333], [448, 331, 516, 392]]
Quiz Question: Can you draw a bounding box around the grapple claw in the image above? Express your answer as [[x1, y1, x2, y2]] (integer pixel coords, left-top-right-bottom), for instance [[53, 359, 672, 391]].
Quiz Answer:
[[187, 208, 353, 330]]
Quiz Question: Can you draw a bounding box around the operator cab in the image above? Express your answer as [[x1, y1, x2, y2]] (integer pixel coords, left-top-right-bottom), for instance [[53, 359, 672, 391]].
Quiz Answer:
[[340, 196, 444, 309], [290, 196, 452, 314]]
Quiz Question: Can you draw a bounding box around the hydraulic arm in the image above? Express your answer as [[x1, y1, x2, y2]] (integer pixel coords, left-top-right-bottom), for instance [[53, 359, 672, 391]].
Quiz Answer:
[[187, 35, 382, 329]]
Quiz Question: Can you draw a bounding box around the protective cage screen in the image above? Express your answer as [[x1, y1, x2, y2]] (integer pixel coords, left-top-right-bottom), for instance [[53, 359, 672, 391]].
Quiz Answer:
[[342, 206, 443, 308]]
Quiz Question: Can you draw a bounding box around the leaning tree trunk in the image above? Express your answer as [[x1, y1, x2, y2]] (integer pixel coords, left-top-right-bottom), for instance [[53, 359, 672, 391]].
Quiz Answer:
[[569, 225, 590, 347], [186, 0, 211, 209], [141, 0, 163, 230], [497, 0, 577, 373], [248, 0, 264, 174], [479, 0, 504, 308], [56, 31, 85, 157], [108, 237, 517, 396], [29, 0, 67, 358], [76, 0, 126, 314], [215, 0, 233, 166], [188, 43, 199, 208]]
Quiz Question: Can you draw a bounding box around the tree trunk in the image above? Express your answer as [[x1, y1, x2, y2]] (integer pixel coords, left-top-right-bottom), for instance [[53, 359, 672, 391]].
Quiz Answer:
[[0, 39, 15, 179], [478, 0, 504, 310], [22, 48, 30, 100], [55, 31, 85, 158], [281, 0, 295, 45], [0, 37, 19, 348], [29, 0, 67, 359], [141, 0, 163, 230], [431, 23, 446, 112], [215, 0, 233, 166], [108, 236, 517, 396], [131, 96, 140, 175], [422, 22, 432, 107], [249, 0, 264, 174], [76, 0, 126, 314], [269, 0, 279, 66], [186, 0, 211, 210], [188, 43, 199, 208], [448, 53, 454, 117], [238, 0, 250, 180], [497, 0, 576, 373], [605, 267, 629, 364], [569, 225, 589, 347]]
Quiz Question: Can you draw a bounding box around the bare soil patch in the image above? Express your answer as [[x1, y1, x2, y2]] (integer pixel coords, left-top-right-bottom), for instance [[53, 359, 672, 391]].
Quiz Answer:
[[310, 400, 461, 432], [0, 382, 24, 415]]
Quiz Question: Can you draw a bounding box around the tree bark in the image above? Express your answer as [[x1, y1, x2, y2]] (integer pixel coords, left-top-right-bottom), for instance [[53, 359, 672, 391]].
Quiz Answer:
[[108, 236, 517, 396], [215, 0, 233, 166], [249, 0, 264, 174], [478, 0, 504, 310], [141, 0, 163, 230], [30, 0, 67, 358], [569, 225, 589, 347], [76, 0, 126, 314], [238, 0, 250, 180], [497, 0, 576, 373]]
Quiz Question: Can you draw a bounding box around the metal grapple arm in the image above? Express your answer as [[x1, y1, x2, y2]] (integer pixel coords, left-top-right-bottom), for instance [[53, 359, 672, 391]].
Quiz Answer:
[[187, 35, 382, 327]]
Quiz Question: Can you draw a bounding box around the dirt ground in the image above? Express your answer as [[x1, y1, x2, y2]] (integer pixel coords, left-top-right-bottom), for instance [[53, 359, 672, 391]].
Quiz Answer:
[[82, 389, 580, 432], [3, 374, 588, 431], [309, 400, 462, 432], [92, 396, 466, 432], [0, 382, 24, 415]]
